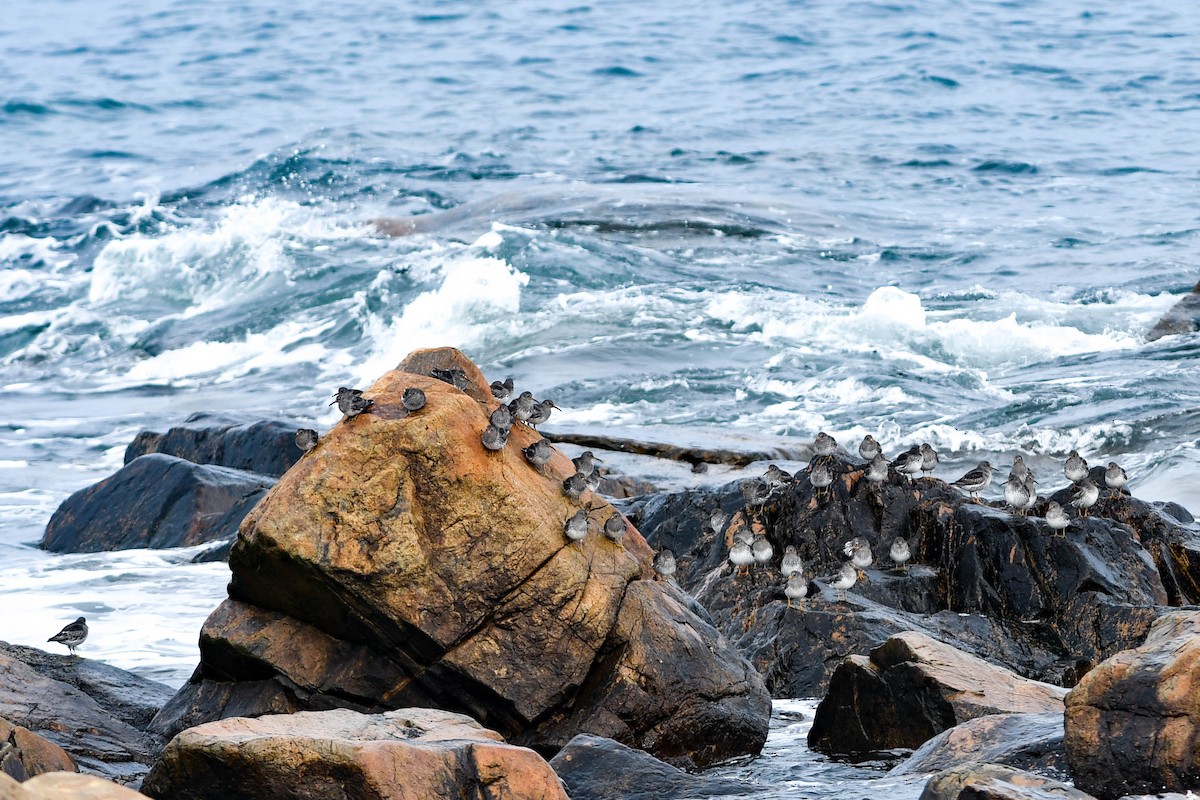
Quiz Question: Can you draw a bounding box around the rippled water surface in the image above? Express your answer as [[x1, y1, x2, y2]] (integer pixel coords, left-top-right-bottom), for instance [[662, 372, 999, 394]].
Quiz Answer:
[[2, 0, 1199, 792]]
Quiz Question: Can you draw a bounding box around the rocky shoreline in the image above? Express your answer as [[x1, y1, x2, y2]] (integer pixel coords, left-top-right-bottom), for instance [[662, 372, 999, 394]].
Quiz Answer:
[[3, 347, 1198, 799]]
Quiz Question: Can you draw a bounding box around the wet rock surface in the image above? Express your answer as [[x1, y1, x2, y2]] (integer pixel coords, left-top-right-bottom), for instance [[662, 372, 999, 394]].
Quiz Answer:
[[0, 716, 76, 781], [41, 454, 272, 553], [891, 712, 1066, 776], [142, 708, 569, 800], [124, 413, 302, 478], [1064, 610, 1200, 800], [150, 348, 770, 769], [920, 762, 1097, 800], [1146, 279, 1200, 342]]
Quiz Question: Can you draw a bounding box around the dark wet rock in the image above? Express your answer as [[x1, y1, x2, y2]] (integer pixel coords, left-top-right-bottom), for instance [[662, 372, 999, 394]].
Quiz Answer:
[[1064, 610, 1200, 800], [150, 349, 770, 770], [0, 716, 77, 781], [807, 632, 1066, 757], [595, 467, 658, 498], [920, 762, 1096, 800], [1146, 279, 1200, 342], [124, 413, 302, 478], [41, 454, 273, 553], [891, 712, 1066, 776], [549, 733, 764, 799], [0, 642, 173, 784], [188, 537, 235, 563]]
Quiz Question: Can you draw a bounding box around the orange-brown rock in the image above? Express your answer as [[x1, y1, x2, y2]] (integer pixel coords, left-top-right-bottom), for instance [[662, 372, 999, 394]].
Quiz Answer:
[[0, 718, 75, 781], [0, 772, 146, 799], [1064, 610, 1200, 800], [150, 347, 770, 768], [143, 708, 568, 800], [809, 632, 1068, 756]]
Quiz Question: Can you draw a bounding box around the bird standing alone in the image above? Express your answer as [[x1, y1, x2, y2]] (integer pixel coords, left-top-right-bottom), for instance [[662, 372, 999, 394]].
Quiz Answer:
[[48, 617, 88, 656]]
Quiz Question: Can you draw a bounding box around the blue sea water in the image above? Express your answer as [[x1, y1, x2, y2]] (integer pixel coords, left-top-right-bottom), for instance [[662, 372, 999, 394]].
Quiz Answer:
[[2, 0, 1199, 793]]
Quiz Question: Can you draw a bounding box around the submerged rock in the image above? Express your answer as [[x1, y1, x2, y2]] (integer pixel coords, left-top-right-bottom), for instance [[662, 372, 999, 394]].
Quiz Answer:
[[124, 413, 303, 478], [920, 762, 1096, 800], [807, 632, 1067, 757], [41, 454, 272, 553], [1145, 279, 1200, 342], [1064, 610, 1200, 800], [142, 708, 569, 800], [150, 348, 770, 769]]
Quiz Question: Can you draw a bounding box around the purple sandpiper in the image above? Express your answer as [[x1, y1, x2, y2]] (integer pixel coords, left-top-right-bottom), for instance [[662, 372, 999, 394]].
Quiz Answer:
[[562, 471, 587, 500], [295, 428, 318, 454], [523, 438, 552, 468], [859, 434, 881, 462], [919, 443, 938, 478], [813, 431, 838, 457], [951, 460, 993, 501], [751, 534, 774, 566], [572, 450, 600, 476], [481, 424, 509, 451], [780, 545, 803, 577], [830, 562, 857, 601], [564, 509, 588, 544], [1003, 474, 1030, 515], [1044, 500, 1069, 535], [431, 367, 470, 391], [509, 391, 536, 422], [653, 548, 677, 581], [892, 446, 923, 481], [526, 398, 559, 428], [1070, 477, 1100, 517], [603, 511, 626, 542], [490, 405, 514, 430], [402, 387, 427, 412], [1104, 462, 1128, 497], [785, 573, 808, 609], [729, 539, 754, 577], [490, 377, 514, 401], [1064, 450, 1088, 483], [48, 616, 88, 656], [889, 537, 911, 571]]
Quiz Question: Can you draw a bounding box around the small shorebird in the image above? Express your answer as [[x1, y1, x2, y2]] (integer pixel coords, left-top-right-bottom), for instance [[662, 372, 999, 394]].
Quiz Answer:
[[729, 540, 754, 577], [785, 573, 808, 609], [919, 443, 938, 478], [733, 528, 754, 547], [858, 434, 881, 462], [509, 391, 537, 422], [1044, 501, 1069, 536], [330, 386, 363, 413], [1064, 450, 1089, 484], [1105, 462, 1128, 498], [490, 405, 514, 431], [865, 453, 889, 485], [1070, 477, 1100, 517], [1022, 474, 1039, 513], [890, 537, 911, 571], [809, 461, 833, 499], [603, 512, 626, 542], [572, 451, 600, 477], [892, 446, 923, 481], [564, 509, 588, 544], [763, 464, 792, 492], [653, 549, 677, 581], [481, 424, 509, 451], [490, 378, 514, 401], [751, 534, 774, 566], [562, 472, 587, 500], [780, 545, 803, 577], [1004, 475, 1030, 515], [742, 479, 771, 512], [708, 507, 729, 534], [522, 438, 553, 468], [526, 398, 559, 428], [951, 460, 993, 501], [344, 394, 374, 419], [584, 470, 602, 492], [844, 537, 873, 578], [1009, 454, 1031, 484], [402, 387, 427, 412], [48, 616, 88, 656], [431, 367, 470, 391], [830, 562, 857, 601], [295, 428, 318, 454], [813, 431, 838, 458]]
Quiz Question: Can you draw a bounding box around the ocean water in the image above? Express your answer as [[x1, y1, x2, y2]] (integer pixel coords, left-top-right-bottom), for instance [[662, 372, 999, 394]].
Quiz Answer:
[[2, 0, 1199, 792]]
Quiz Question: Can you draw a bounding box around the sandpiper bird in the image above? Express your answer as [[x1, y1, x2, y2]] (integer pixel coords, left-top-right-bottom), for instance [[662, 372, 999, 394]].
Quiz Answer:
[[919, 443, 939, 478], [402, 387, 427, 412], [47, 616, 88, 656], [564, 509, 589, 543], [865, 453, 889, 485], [729, 539, 754, 577], [763, 464, 792, 492], [951, 460, 993, 501], [1070, 477, 1100, 517], [562, 471, 588, 500], [572, 451, 599, 476], [344, 394, 374, 419], [509, 391, 537, 422], [813, 431, 838, 458], [431, 367, 470, 391], [785, 573, 808, 609], [1105, 462, 1128, 498], [490, 377, 514, 401], [1022, 473, 1039, 513], [330, 386, 363, 412], [859, 434, 881, 462], [1044, 501, 1069, 536], [653, 549, 677, 581], [526, 398, 559, 428], [295, 428, 318, 454], [890, 537, 911, 571], [733, 528, 754, 547], [780, 545, 803, 577], [751, 534, 774, 566], [584, 469, 602, 492], [1064, 450, 1089, 484], [1009, 454, 1031, 483], [603, 512, 626, 542], [1003, 474, 1030, 515], [490, 405, 514, 431], [742, 479, 770, 511], [809, 461, 833, 498], [708, 507, 730, 534], [892, 446, 923, 481], [522, 438, 553, 468], [481, 424, 509, 451], [844, 537, 873, 578], [830, 562, 857, 601]]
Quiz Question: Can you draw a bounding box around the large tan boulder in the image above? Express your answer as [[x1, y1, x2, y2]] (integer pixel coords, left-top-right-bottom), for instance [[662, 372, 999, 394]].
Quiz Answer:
[[151, 347, 770, 768], [142, 708, 567, 800], [0, 772, 145, 800], [1064, 610, 1200, 799], [808, 631, 1068, 755], [0, 718, 75, 781]]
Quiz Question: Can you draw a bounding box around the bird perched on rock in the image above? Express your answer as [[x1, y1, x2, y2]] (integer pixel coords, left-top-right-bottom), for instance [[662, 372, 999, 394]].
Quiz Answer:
[[509, 391, 536, 422], [572, 451, 600, 476], [830, 562, 857, 601], [481, 424, 509, 451], [1004, 474, 1030, 515], [742, 479, 770, 511], [780, 545, 803, 577], [729, 539, 754, 577], [1044, 501, 1069, 535], [653, 549, 677, 581], [295, 428, 318, 454], [490, 405, 514, 431], [859, 434, 881, 462], [48, 616, 87, 656], [813, 431, 838, 458], [1022, 473, 1039, 513], [785, 573, 808, 609], [431, 367, 470, 391], [763, 464, 792, 492], [1009, 454, 1031, 484], [751, 534, 774, 566], [603, 512, 626, 542], [1070, 477, 1100, 517], [526, 398, 559, 429], [402, 387, 427, 412], [562, 472, 588, 500], [1064, 450, 1088, 483], [522, 438, 552, 468], [490, 377, 514, 401], [890, 537, 911, 571], [809, 461, 833, 499], [1105, 462, 1128, 498], [343, 394, 374, 419], [951, 460, 993, 501], [564, 509, 588, 544], [708, 507, 729, 534], [865, 453, 889, 485], [843, 537, 873, 578], [892, 446, 923, 481], [584, 469, 602, 493], [919, 443, 938, 478], [330, 386, 362, 412]]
